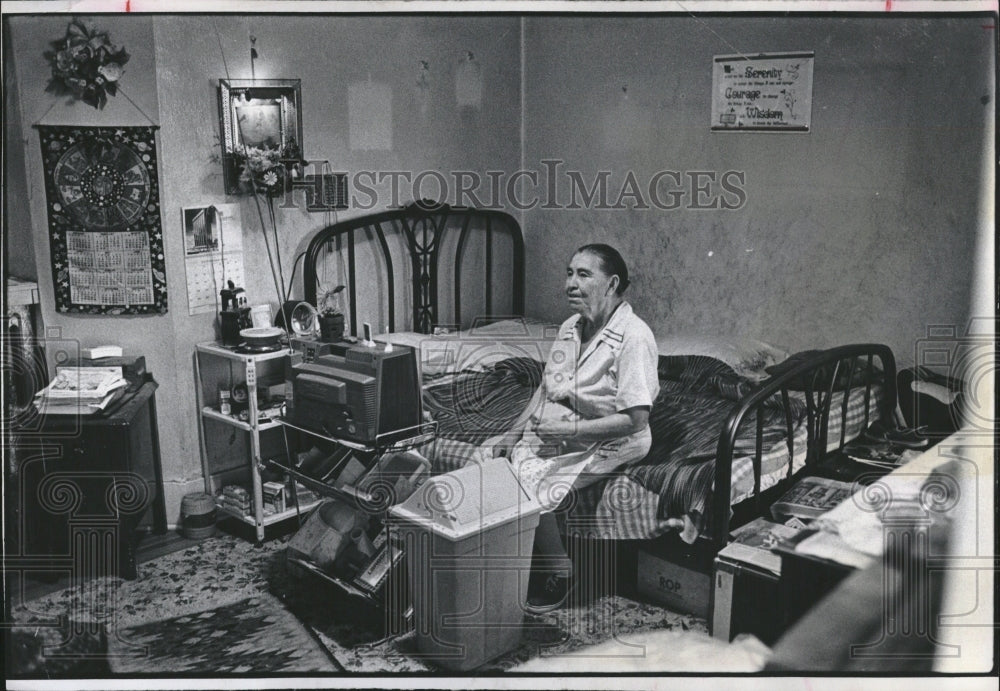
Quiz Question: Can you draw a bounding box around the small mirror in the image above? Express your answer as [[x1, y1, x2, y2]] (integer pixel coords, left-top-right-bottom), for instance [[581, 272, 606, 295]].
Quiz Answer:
[[218, 78, 303, 195]]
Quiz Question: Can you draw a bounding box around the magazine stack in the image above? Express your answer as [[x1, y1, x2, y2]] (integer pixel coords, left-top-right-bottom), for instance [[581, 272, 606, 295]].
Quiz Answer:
[[34, 366, 128, 415]]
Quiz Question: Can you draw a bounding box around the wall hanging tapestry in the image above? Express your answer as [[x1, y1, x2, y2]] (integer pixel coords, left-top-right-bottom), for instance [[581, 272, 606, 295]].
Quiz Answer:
[[38, 125, 168, 314]]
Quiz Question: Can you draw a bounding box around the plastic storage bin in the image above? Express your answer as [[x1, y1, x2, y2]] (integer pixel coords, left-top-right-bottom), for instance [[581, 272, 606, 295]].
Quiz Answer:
[[389, 458, 541, 670]]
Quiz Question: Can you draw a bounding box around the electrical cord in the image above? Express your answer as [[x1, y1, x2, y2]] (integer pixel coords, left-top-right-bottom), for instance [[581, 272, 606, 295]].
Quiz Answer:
[[285, 251, 307, 302]]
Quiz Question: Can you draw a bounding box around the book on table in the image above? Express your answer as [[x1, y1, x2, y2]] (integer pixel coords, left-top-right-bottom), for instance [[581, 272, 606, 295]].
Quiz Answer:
[[842, 436, 923, 469], [44, 366, 126, 397], [34, 389, 126, 415], [82, 345, 124, 360]]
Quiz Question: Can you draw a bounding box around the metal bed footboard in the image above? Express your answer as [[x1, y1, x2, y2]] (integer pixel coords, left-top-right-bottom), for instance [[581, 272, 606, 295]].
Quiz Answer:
[[709, 343, 897, 549]]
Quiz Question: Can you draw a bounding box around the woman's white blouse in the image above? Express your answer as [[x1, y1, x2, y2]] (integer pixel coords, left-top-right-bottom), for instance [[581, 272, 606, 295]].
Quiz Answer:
[[542, 301, 660, 418], [503, 300, 661, 509]]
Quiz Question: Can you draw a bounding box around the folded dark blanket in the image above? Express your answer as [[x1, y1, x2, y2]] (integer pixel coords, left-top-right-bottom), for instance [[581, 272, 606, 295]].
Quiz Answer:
[[765, 351, 882, 391]]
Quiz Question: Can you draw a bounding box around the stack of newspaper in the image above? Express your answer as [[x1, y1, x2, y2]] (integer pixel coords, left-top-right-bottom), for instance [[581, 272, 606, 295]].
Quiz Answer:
[[34, 366, 128, 415]]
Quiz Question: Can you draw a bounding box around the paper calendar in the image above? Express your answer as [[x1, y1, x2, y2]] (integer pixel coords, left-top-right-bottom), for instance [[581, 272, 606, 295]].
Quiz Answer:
[[182, 203, 245, 315]]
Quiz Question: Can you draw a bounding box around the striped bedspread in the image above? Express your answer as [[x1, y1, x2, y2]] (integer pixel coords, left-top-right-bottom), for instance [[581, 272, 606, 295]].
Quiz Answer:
[[419, 355, 882, 542]]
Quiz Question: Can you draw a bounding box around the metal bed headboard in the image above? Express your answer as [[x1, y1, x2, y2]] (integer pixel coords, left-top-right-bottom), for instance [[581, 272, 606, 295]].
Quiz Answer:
[[303, 201, 525, 336]]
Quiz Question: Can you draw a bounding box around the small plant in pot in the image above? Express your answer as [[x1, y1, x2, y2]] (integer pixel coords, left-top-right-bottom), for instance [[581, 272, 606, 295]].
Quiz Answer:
[[318, 285, 346, 343]]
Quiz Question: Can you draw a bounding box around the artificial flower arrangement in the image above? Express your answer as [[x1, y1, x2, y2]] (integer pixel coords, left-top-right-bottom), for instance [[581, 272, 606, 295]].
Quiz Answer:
[[45, 19, 130, 110], [233, 140, 301, 196], [230, 139, 304, 327]]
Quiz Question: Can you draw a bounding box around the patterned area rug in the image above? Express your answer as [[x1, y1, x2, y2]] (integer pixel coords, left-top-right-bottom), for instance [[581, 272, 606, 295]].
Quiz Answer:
[[9, 532, 707, 675], [106, 593, 340, 674], [281, 580, 705, 672]]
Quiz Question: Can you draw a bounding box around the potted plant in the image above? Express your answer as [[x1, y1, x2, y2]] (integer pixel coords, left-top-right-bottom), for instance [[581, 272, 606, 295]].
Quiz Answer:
[[318, 285, 346, 343]]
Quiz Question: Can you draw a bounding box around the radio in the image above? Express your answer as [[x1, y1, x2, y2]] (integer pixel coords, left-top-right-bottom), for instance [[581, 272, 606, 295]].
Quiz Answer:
[[289, 336, 336, 363], [219, 281, 251, 346]]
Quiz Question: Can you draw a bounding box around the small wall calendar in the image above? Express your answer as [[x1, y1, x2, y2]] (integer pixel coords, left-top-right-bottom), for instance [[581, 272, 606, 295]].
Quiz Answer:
[[181, 203, 245, 315]]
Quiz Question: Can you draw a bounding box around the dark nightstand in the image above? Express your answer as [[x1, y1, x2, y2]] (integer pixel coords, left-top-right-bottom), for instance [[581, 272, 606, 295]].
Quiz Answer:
[[11, 378, 166, 581]]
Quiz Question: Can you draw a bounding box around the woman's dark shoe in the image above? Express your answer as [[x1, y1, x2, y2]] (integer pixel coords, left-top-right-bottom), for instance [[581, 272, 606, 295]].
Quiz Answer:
[[525, 572, 573, 614]]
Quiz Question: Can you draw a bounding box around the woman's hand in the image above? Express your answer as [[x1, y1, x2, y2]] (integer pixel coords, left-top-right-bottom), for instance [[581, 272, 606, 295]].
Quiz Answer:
[[529, 407, 650, 447], [529, 413, 577, 445]]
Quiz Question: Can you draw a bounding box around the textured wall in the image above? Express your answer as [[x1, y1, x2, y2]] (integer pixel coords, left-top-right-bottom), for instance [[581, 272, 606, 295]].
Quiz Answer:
[[6, 17, 160, 294], [522, 16, 994, 367], [6, 15, 197, 519], [152, 15, 521, 316], [150, 15, 520, 517]]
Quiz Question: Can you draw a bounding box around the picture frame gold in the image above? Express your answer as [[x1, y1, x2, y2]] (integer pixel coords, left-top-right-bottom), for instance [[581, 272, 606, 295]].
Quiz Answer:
[[218, 78, 303, 195]]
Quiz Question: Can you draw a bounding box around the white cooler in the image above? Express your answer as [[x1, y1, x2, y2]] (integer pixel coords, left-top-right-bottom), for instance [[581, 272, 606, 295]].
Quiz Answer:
[[389, 458, 541, 670]]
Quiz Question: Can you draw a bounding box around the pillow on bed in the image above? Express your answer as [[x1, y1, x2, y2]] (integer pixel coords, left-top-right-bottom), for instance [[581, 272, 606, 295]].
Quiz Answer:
[[655, 334, 789, 382], [461, 316, 552, 336]]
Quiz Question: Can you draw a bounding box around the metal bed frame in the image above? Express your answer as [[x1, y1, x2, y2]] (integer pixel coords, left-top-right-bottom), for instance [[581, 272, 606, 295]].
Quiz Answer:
[[301, 203, 897, 553], [712, 343, 897, 549], [303, 201, 525, 336]]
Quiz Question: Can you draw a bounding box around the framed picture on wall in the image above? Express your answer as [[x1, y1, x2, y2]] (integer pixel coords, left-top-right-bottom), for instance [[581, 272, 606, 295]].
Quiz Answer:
[[711, 52, 815, 132], [235, 102, 282, 148], [218, 78, 303, 194]]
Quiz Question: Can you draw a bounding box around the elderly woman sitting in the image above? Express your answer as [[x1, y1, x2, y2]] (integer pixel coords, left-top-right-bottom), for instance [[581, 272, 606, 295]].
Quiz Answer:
[[479, 243, 659, 614]]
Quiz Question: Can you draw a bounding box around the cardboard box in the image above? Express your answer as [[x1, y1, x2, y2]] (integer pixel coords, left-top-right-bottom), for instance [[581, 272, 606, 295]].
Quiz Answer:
[[293, 483, 318, 506], [288, 499, 367, 571], [262, 481, 286, 513], [636, 547, 711, 618], [712, 543, 784, 644]]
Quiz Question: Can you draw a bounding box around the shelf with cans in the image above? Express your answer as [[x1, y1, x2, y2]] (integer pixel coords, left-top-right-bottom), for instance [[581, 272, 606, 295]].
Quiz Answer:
[[215, 479, 323, 529], [194, 340, 314, 542]]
